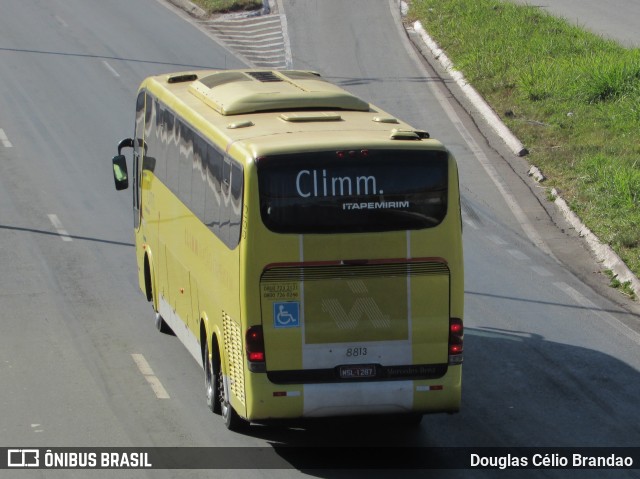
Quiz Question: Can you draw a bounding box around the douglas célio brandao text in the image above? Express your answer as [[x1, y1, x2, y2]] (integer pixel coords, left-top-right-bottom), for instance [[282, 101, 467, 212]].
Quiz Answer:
[[470, 452, 634, 469]]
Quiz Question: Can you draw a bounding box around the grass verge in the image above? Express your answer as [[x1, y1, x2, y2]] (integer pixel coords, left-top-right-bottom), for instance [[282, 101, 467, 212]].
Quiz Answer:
[[410, 0, 640, 289], [190, 0, 262, 15]]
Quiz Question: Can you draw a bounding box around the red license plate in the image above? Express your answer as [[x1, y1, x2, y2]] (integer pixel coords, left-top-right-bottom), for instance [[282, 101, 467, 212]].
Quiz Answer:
[[339, 365, 376, 379]]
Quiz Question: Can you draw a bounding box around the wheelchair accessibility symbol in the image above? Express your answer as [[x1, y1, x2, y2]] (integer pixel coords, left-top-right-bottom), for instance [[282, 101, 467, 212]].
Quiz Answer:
[[273, 301, 300, 328]]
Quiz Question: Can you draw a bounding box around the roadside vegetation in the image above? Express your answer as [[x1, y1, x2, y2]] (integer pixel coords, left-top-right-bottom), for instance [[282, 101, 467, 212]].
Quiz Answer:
[[191, 0, 262, 14], [410, 0, 640, 297]]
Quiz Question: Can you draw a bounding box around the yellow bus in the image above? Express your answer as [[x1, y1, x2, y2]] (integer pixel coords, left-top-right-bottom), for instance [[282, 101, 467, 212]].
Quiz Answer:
[[112, 69, 463, 430]]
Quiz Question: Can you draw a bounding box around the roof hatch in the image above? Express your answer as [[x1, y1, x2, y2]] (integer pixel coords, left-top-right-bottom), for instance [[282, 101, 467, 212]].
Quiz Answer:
[[189, 70, 370, 115]]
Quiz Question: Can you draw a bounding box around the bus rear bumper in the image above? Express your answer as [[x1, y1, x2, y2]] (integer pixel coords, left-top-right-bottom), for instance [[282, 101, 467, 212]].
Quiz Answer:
[[244, 367, 461, 421]]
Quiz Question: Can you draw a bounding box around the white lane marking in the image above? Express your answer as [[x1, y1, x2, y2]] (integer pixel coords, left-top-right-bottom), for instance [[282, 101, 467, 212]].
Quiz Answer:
[[102, 61, 120, 78], [131, 354, 170, 399], [54, 15, 68, 28], [554, 282, 640, 346], [508, 249, 530, 261], [531, 265, 553, 277], [463, 218, 478, 230], [47, 214, 72, 242], [488, 234, 507, 245], [0, 128, 13, 147]]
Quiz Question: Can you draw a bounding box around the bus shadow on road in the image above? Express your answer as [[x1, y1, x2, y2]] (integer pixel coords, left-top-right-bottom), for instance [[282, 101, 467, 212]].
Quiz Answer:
[[227, 325, 640, 475]]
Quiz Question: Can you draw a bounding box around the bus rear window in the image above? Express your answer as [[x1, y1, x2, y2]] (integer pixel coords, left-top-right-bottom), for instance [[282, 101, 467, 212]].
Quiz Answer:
[[257, 150, 449, 234]]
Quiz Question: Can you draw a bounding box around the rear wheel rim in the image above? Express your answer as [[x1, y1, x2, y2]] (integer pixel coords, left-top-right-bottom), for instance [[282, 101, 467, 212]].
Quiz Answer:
[[218, 368, 229, 419], [204, 341, 219, 414]]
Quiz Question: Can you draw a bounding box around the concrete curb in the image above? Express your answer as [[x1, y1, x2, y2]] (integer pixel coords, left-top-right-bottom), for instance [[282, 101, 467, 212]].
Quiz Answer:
[[166, 0, 207, 19], [413, 21, 528, 158], [411, 19, 640, 301], [551, 190, 640, 297], [166, 0, 270, 19]]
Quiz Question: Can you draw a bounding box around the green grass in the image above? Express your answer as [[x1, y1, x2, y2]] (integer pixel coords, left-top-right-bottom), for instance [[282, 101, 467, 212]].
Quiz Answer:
[[190, 0, 262, 14], [605, 270, 637, 300], [410, 0, 640, 284]]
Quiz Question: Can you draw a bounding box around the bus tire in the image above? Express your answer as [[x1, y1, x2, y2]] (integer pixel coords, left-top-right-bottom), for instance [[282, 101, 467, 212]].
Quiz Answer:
[[218, 360, 247, 431], [204, 339, 221, 415], [154, 312, 173, 335]]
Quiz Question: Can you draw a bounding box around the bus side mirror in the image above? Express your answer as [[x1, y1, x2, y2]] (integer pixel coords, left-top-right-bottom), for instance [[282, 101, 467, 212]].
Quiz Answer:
[[143, 155, 156, 173], [112, 154, 129, 190]]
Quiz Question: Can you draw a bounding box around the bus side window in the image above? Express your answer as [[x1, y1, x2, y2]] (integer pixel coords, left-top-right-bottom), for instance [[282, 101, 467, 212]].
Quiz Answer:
[[220, 157, 232, 246], [163, 108, 179, 194], [178, 120, 193, 208], [133, 92, 145, 223], [229, 161, 243, 246], [204, 143, 222, 236], [190, 127, 206, 221], [148, 98, 165, 183]]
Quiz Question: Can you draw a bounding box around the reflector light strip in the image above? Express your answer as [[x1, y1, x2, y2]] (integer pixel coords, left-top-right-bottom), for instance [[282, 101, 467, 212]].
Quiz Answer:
[[273, 391, 301, 397], [416, 385, 443, 392]]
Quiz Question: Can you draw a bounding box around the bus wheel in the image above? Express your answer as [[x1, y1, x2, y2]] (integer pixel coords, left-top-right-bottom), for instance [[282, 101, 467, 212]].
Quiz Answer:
[[218, 363, 247, 431], [154, 312, 173, 335], [204, 340, 221, 415]]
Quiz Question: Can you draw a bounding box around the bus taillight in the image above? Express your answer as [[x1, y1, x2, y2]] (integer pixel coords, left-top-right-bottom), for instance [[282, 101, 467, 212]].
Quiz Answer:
[[246, 326, 266, 372], [448, 318, 463, 365]]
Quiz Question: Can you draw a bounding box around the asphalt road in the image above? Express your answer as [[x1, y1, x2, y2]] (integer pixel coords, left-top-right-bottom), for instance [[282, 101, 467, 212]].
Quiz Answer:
[[509, 0, 640, 47], [0, 0, 639, 478]]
